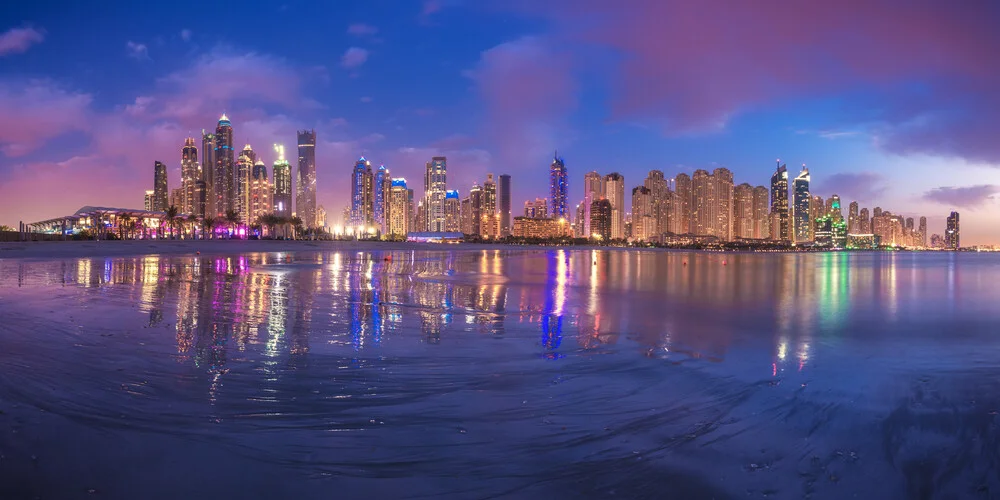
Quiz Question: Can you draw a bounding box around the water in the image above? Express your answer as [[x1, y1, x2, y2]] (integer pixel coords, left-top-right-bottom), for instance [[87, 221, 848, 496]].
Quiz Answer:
[[2, 249, 1000, 499]]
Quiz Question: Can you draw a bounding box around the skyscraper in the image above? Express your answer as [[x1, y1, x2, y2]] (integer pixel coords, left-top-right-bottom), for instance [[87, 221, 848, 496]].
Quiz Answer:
[[201, 131, 216, 217], [644, 170, 670, 239], [549, 153, 568, 220], [273, 144, 292, 218], [424, 157, 447, 232], [297, 129, 317, 228], [946, 211, 960, 249], [859, 207, 871, 233], [713, 167, 734, 240], [589, 198, 612, 241], [733, 183, 754, 239], [351, 157, 374, 228], [235, 144, 254, 223], [691, 169, 711, 236], [250, 160, 271, 226], [630, 186, 655, 241], [583, 171, 603, 237], [828, 195, 843, 220], [180, 137, 199, 215], [603, 172, 625, 239], [467, 183, 483, 236], [373, 164, 389, 233], [153, 161, 168, 211], [770, 162, 789, 241], [214, 114, 234, 216], [144, 190, 154, 211], [498, 174, 511, 237], [810, 194, 824, 240], [919, 216, 927, 247], [752, 185, 770, 239], [848, 201, 859, 234], [792, 166, 811, 244], [193, 180, 206, 218], [482, 174, 499, 238], [388, 179, 410, 237], [444, 190, 460, 232], [672, 173, 691, 234]]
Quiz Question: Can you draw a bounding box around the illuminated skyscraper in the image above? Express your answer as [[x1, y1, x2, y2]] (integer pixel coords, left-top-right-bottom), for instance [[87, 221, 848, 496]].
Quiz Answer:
[[296, 130, 317, 228], [692, 169, 711, 235], [524, 198, 548, 218], [828, 195, 843, 220], [273, 144, 292, 217], [691, 168, 733, 240], [752, 185, 770, 239], [770, 161, 789, 241], [810, 194, 824, 239], [589, 198, 612, 240], [549, 153, 568, 219], [848, 201, 859, 234], [351, 157, 374, 227], [946, 211, 960, 249], [859, 207, 871, 233], [213, 114, 234, 216], [498, 174, 511, 236], [373, 164, 389, 233], [180, 137, 199, 215], [630, 186, 655, 241], [424, 157, 447, 232], [713, 167, 734, 240], [919, 216, 927, 247], [250, 160, 271, 225], [582, 171, 603, 237], [733, 183, 754, 239], [482, 174, 499, 238], [144, 190, 154, 211], [201, 132, 216, 216], [644, 170, 670, 238], [672, 173, 691, 234], [792, 166, 811, 243], [444, 190, 460, 232], [466, 183, 483, 236], [153, 161, 168, 211], [603, 172, 625, 239], [193, 181, 206, 218], [236, 144, 254, 223], [388, 178, 410, 237]]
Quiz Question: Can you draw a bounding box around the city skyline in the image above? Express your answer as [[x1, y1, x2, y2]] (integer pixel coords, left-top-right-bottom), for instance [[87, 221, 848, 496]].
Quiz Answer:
[[2, 2, 999, 244]]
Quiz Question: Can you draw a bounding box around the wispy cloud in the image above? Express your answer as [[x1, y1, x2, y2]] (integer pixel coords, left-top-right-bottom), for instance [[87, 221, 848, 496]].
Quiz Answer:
[[341, 47, 369, 68], [126, 40, 149, 60], [180, 29, 192, 42], [0, 27, 45, 56], [922, 185, 999, 209], [347, 24, 378, 36], [820, 172, 888, 203]]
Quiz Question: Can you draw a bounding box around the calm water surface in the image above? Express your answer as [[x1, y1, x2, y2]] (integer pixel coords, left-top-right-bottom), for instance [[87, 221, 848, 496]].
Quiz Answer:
[[2, 249, 1000, 499]]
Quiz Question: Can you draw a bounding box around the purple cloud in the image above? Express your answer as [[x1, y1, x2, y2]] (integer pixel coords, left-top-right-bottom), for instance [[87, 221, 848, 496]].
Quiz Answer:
[[347, 24, 378, 36], [0, 79, 92, 157], [818, 172, 888, 204], [922, 185, 999, 209], [0, 27, 45, 56], [125, 41, 149, 60], [180, 29, 192, 42], [341, 47, 369, 68]]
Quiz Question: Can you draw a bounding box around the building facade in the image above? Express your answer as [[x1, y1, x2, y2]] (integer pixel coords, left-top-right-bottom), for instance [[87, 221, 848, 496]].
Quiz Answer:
[[250, 160, 271, 225], [213, 114, 234, 216], [770, 162, 789, 241], [792, 166, 811, 244], [589, 198, 613, 241], [603, 173, 625, 239], [235, 144, 255, 223], [351, 158, 374, 228], [444, 190, 461, 232], [672, 173, 692, 234], [498, 174, 511, 237], [153, 161, 168, 212], [582, 171, 603, 237], [296, 130, 317, 227], [549, 153, 568, 220], [180, 137, 199, 216], [630, 185, 656, 241], [512, 217, 570, 239], [946, 211, 960, 249], [273, 144, 292, 218], [424, 156, 447, 232], [388, 178, 410, 237]]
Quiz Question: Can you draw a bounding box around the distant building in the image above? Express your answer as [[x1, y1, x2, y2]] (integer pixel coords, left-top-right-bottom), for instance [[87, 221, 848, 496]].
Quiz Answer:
[[524, 198, 548, 219], [733, 183, 755, 239], [351, 157, 374, 227], [918, 216, 927, 247], [296, 129, 317, 228], [273, 145, 292, 217], [373, 164, 389, 232], [481, 174, 499, 239], [770, 162, 789, 241], [792, 166, 811, 243], [630, 186, 656, 241], [644, 170, 670, 238], [444, 189, 461, 232], [846, 233, 879, 249], [213, 114, 234, 216], [512, 217, 570, 239], [672, 173, 692, 234], [582, 171, 603, 237], [201, 132, 216, 217], [603, 173, 625, 239], [388, 178, 411, 237], [752, 185, 770, 239], [930, 233, 944, 248], [424, 157, 447, 232], [180, 137, 199, 215], [589, 198, 613, 240], [549, 153, 568, 220], [250, 160, 271, 224], [848, 201, 859, 234], [235, 144, 255, 222], [144, 190, 154, 211], [153, 161, 168, 212], [498, 174, 512, 237], [946, 211, 960, 249]]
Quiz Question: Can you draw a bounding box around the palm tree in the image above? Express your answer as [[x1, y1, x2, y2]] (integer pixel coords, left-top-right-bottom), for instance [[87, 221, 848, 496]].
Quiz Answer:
[[290, 216, 304, 240], [118, 214, 132, 240], [186, 214, 198, 239], [202, 217, 217, 240], [165, 206, 179, 240], [256, 213, 276, 239], [224, 210, 241, 239]]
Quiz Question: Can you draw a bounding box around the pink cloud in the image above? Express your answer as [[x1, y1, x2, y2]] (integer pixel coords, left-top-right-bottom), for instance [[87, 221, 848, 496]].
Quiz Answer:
[[922, 185, 1000, 210], [0, 27, 45, 56], [341, 47, 369, 68], [347, 24, 378, 36], [0, 79, 92, 157]]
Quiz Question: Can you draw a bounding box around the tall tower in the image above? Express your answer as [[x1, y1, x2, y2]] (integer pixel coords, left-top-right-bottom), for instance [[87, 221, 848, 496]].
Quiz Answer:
[[672, 173, 692, 234], [734, 183, 754, 239], [630, 186, 655, 241], [297, 129, 317, 227], [603, 172, 625, 239], [919, 216, 927, 247], [498, 174, 512, 236], [374, 164, 389, 233], [153, 161, 168, 211], [770, 161, 789, 241], [424, 157, 447, 232], [583, 171, 603, 236], [236, 144, 254, 223], [272, 144, 292, 217], [201, 131, 216, 217], [644, 170, 670, 238], [351, 157, 374, 227], [180, 138, 199, 215], [388, 178, 410, 237], [250, 159, 271, 225], [713, 167, 734, 240], [848, 201, 859, 234], [213, 114, 234, 216], [444, 190, 461, 232], [945, 211, 960, 249], [549, 152, 568, 220], [752, 185, 770, 239], [482, 173, 498, 238], [691, 169, 711, 236], [792, 165, 811, 243]]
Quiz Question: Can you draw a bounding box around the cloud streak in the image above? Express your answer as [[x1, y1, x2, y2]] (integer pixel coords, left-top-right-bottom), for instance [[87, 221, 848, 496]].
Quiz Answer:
[[922, 185, 999, 209], [347, 24, 378, 36], [341, 47, 369, 68], [126, 41, 149, 60], [0, 27, 45, 56]]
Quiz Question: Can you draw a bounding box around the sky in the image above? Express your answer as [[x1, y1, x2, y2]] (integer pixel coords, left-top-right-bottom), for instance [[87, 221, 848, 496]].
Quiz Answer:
[[1, 0, 999, 244]]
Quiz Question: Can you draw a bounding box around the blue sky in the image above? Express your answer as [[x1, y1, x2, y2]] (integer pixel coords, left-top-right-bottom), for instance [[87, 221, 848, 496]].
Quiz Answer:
[[2, 0, 999, 243]]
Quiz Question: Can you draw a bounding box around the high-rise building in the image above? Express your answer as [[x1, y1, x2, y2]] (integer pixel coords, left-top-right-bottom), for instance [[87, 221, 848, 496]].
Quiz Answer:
[[296, 130, 317, 228], [316, 205, 327, 228], [589, 198, 612, 240], [690, 168, 733, 240], [201, 132, 216, 217], [144, 190, 154, 211], [273, 145, 292, 218], [250, 160, 271, 225], [424, 157, 447, 232], [574, 202, 586, 237], [792, 166, 811, 244], [482, 174, 499, 238], [713, 168, 734, 240], [733, 183, 754, 239], [770, 162, 789, 241], [630, 186, 655, 241], [752, 185, 770, 239], [672, 173, 691, 234], [193, 181, 206, 219], [946, 211, 960, 249], [466, 183, 483, 236], [388, 179, 411, 237], [170, 187, 183, 211], [873, 207, 883, 219], [498, 174, 512, 237], [582, 171, 603, 237], [859, 207, 871, 233], [373, 164, 389, 233], [213, 114, 234, 216], [848, 201, 859, 234], [351, 157, 374, 228], [549, 153, 568, 220], [458, 197, 471, 235], [644, 170, 670, 239], [603, 172, 625, 239], [235, 144, 254, 223], [153, 161, 168, 212], [919, 216, 927, 247], [524, 198, 548, 218], [180, 137, 199, 215], [828, 195, 843, 220], [810, 194, 824, 240], [444, 190, 461, 232]]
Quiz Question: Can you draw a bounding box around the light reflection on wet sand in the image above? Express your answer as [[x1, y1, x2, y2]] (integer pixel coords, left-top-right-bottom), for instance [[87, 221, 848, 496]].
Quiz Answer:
[[1, 249, 1000, 499]]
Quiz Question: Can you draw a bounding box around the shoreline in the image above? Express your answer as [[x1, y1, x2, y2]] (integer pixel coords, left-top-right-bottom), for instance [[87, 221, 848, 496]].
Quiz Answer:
[[0, 239, 964, 260]]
